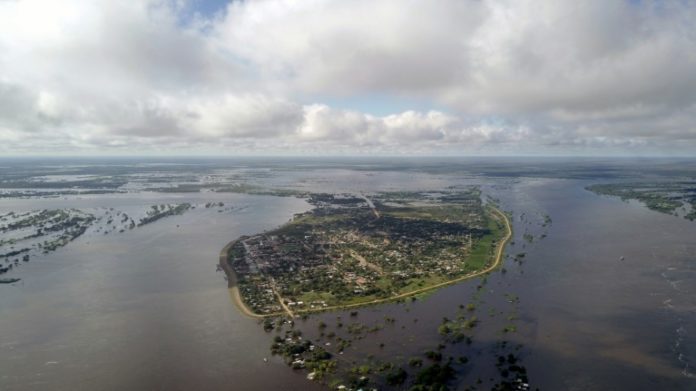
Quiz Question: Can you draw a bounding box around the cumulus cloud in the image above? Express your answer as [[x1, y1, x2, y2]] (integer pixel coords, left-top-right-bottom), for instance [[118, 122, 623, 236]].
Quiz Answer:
[[295, 105, 529, 152], [222, 1, 696, 115], [1, 0, 696, 155]]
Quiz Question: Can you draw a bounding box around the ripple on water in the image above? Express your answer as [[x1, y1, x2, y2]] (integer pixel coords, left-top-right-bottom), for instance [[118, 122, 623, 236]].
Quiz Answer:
[[661, 264, 696, 380]]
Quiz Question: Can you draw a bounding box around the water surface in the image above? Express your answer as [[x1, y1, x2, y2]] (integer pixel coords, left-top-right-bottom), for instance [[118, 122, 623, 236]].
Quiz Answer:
[[1, 168, 695, 390]]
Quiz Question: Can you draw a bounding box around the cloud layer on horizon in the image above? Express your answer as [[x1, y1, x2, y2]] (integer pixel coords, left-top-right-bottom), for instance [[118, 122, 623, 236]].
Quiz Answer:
[[1, 0, 696, 155]]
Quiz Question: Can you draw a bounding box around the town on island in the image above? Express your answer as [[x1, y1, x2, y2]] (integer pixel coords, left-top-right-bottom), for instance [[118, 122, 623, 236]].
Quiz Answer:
[[219, 189, 512, 318]]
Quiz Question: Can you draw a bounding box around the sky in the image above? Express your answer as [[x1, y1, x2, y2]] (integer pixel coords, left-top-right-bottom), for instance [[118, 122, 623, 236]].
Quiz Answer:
[[1, 0, 696, 156]]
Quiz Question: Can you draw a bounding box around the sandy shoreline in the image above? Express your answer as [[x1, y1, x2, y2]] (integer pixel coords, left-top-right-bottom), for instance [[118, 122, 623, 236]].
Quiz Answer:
[[218, 239, 270, 318]]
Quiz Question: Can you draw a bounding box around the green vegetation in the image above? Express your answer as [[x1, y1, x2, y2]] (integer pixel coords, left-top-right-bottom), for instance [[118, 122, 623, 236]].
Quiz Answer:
[[138, 203, 192, 226], [588, 182, 696, 220], [437, 314, 477, 344], [0, 209, 96, 275], [410, 362, 456, 390], [270, 329, 337, 379], [0, 202, 198, 276], [227, 190, 508, 315]]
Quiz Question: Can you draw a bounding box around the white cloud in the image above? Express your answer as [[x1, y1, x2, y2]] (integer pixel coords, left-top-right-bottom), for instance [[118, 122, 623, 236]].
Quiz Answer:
[[1, 0, 696, 155], [215, 1, 694, 110], [184, 94, 304, 138]]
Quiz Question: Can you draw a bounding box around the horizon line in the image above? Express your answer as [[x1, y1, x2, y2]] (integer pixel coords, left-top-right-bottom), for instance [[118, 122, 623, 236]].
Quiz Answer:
[[1, 155, 695, 160]]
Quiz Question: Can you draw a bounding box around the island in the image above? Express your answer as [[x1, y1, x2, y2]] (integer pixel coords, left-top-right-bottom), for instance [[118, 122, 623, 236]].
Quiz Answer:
[[219, 189, 512, 317]]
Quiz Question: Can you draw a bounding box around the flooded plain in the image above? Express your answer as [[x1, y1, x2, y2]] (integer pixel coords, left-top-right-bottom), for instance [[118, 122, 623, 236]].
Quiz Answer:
[[0, 161, 695, 390], [0, 192, 321, 390]]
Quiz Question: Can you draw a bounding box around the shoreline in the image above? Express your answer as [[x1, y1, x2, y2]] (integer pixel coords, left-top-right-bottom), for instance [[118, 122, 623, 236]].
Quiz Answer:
[[218, 239, 268, 318], [219, 205, 513, 318]]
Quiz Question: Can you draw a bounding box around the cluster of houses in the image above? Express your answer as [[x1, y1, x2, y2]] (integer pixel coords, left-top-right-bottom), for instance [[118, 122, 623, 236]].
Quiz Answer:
[[230, 191, 492, 313]]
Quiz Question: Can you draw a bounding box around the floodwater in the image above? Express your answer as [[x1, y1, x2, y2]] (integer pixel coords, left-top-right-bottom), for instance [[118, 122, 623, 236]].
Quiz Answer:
[[1, 170, 695, 390], [0, 192, 321, 391], [500, 179, 696, 390]]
